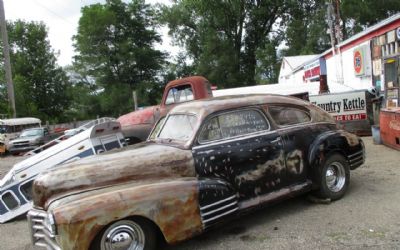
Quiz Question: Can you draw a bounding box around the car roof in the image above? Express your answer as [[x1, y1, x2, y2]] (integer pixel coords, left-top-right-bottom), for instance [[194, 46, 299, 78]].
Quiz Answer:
[[170, 94, 312, 118]]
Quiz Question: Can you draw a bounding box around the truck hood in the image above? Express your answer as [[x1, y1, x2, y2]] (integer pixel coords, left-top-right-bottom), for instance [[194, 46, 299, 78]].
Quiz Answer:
[[117, 106, 158, 127], [33, 143, 196, 209]]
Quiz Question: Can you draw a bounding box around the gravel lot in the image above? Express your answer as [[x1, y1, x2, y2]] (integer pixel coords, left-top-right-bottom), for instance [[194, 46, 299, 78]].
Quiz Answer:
[[1, 137, 400, 250]]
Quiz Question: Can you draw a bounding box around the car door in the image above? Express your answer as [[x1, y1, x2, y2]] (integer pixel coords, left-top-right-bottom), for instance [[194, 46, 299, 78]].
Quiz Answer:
[[267, 105, 313, 184], [192, 108, 286, 202]]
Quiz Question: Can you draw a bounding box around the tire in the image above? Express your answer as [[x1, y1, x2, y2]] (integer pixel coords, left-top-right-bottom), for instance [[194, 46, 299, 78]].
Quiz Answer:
[[317, 154, 350, 201], [91, 218, 157, 250]]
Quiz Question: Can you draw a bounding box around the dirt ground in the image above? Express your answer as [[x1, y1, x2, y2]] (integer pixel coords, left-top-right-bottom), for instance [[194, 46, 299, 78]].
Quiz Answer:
[[0, 137, 400, 250]]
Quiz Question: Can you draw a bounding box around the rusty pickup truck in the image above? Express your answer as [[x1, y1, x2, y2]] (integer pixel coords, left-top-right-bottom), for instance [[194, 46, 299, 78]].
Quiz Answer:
[[28, 94, 365, 250], [117, 76, 213, 144]]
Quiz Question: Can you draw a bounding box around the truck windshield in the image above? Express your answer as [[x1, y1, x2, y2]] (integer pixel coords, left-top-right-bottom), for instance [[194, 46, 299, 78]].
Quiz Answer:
[[158, 114, 197, 141], [20, 128, 43, 138]]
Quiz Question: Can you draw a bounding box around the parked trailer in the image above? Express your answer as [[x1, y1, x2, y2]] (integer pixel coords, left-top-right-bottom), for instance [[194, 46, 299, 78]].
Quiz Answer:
[[0, 120, 125, 223]]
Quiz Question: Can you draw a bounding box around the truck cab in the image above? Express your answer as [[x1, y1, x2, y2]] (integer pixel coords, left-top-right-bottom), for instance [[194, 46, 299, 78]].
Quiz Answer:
[[117, 76, 213, 144]]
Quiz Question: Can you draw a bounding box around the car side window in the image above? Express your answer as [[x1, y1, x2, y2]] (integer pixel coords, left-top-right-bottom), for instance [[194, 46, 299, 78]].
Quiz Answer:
[[165, 84, 194, 105], [199, 109, 269, 143], [268, 106, 311, 126]]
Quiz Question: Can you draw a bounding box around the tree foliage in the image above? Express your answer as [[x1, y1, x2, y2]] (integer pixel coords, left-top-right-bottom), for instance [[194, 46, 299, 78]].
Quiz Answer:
[[73, 0, 166, 116], [0, 20, 70, 122], [160, 0, 288, 87], [283, 0, 331, 56], [340, 0, 400, 38]]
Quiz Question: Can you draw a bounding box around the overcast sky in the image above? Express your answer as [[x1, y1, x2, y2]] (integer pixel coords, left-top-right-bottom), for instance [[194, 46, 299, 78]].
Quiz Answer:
[[3, 0, 178, 66]]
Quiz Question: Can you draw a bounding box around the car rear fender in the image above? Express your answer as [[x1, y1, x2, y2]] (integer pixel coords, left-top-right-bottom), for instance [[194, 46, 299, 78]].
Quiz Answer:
[[51, 178, 204, 250], [307, 130, 363, 185]]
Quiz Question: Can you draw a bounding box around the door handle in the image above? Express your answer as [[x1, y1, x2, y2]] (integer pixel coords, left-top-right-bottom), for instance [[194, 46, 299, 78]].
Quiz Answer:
[[271, 137, 282, 144]]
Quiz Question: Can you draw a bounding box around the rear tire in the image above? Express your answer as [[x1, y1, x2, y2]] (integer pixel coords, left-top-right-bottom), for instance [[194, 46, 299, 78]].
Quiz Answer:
[[91, 218, 157, 250], [317, 154, 350, 201]]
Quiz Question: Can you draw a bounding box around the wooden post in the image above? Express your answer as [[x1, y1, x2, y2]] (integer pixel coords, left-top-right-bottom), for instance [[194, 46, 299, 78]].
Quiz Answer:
[[133, 91, 138, 111], [0, 0, 16, 118]]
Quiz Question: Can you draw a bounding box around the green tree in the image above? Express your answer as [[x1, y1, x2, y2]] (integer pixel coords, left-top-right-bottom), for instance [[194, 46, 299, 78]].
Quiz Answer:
[[73, 0, 165, 116], [1, 20, 70, 122], [160, 0, 288, 87], [282, 0, 330, 57], [340, 0, 400, 38]]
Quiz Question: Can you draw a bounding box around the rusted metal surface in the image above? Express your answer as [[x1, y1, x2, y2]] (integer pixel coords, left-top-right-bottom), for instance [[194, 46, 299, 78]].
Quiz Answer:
[[380, 108, 400, 150], [171, 94, 316, 149], [118, 76, 212, 142], [29, 94, 366, 250], [49, 179, 203, 250], [159, 76, 212, 108], [33, 143, 196, 209]]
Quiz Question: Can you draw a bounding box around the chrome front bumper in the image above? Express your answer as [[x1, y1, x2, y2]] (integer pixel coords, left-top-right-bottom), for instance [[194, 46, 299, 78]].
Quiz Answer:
[[27, 209, 61, 250]]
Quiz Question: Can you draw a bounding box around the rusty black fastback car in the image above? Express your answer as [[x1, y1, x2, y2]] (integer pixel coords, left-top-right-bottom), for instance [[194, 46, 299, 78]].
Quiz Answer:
[[28, 94, 364, 250]]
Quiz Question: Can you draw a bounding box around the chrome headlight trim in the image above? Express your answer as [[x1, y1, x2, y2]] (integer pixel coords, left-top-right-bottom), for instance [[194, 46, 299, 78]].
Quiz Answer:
[[43, 212, 57, 236]]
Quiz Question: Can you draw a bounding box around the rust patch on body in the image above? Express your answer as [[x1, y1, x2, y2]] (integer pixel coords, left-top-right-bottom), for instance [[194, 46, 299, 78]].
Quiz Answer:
[[235, 150, 285, 184], [340, 131, 360, 146], [286, 150, 304, 174], [33, 144, 196, 209], [50, 179, 203, 250]]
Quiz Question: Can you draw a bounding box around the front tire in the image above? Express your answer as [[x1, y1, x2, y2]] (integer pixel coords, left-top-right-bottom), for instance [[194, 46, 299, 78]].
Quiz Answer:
[[317, 154, 350, 201], [91, 218, 157, 250]]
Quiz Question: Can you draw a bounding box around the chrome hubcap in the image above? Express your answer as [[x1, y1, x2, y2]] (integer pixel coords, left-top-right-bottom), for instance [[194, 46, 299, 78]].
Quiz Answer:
[[325, 162, 345, 193], [102, 221, 145, 250]]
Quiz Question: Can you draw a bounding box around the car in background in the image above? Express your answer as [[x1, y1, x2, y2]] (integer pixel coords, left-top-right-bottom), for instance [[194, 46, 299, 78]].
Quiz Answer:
[[8, 127, 50, 155], [0, 117, 41, 151], [28, 94, 365, 250]]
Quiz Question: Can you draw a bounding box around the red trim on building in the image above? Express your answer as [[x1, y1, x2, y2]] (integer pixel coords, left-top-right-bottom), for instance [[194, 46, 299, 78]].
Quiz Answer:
[[324, 19, 400, 60]]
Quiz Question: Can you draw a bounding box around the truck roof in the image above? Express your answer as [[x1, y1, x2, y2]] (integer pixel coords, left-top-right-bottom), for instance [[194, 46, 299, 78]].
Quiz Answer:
[[165, 76, 209, 89]]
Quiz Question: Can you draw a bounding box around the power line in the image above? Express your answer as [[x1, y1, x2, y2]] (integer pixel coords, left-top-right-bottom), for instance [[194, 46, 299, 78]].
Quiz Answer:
[[32, 0, 74, 25]]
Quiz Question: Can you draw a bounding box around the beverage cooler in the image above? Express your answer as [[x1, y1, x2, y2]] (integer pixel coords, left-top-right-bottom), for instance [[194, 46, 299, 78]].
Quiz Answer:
[[380, 108, 400, 150]]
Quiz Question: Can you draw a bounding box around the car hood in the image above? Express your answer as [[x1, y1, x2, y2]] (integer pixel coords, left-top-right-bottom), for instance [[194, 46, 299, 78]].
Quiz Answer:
[[117, 106, 158, 127], [33, 143, 196, 209], [10, 135, 41, 143]]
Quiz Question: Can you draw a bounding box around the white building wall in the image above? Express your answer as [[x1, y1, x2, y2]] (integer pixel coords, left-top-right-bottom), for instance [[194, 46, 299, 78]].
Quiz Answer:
[[326, 40, 373, 90]]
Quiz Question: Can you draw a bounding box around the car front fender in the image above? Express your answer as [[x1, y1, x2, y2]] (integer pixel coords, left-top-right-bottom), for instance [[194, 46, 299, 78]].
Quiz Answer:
[[50, 178, 203, 250]]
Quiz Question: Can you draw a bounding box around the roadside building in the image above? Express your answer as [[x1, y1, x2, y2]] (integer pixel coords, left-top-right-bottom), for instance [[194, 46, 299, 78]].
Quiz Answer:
[[277, 14, 400, 138], [279, 13, 400, 108]]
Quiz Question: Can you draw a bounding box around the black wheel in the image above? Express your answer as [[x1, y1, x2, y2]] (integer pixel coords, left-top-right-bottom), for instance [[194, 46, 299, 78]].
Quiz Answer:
[[91, 218, 157, 250], [317, 154, 350, 201]]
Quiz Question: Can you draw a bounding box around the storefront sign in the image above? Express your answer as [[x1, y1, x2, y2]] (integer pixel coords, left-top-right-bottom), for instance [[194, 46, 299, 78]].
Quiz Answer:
[[310, 91, 367, 121], [303, 60, 320, 81], [354, 48, 364, 76]]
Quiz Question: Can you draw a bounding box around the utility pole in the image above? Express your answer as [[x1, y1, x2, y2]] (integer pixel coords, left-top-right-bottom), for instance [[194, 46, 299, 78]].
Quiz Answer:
[[0, 0, 16, 118]]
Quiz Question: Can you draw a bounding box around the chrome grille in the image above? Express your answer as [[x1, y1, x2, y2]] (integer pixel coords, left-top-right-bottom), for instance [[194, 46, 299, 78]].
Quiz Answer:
[[27, 209, 61, 250], [347, 149, 365, 169]]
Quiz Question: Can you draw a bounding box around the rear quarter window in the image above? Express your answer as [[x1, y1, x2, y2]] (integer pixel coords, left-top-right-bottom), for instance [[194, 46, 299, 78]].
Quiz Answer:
[[268, 106, 311, 126]]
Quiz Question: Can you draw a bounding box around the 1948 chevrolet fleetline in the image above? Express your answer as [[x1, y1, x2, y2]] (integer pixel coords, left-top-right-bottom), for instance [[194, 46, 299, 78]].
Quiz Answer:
[[28, 94, 365, 250]]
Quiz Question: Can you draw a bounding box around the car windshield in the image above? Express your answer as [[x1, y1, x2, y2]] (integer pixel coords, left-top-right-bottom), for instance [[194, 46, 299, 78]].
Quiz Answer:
[[158, 114, 197, 142], [20, 128, 43, 137]]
